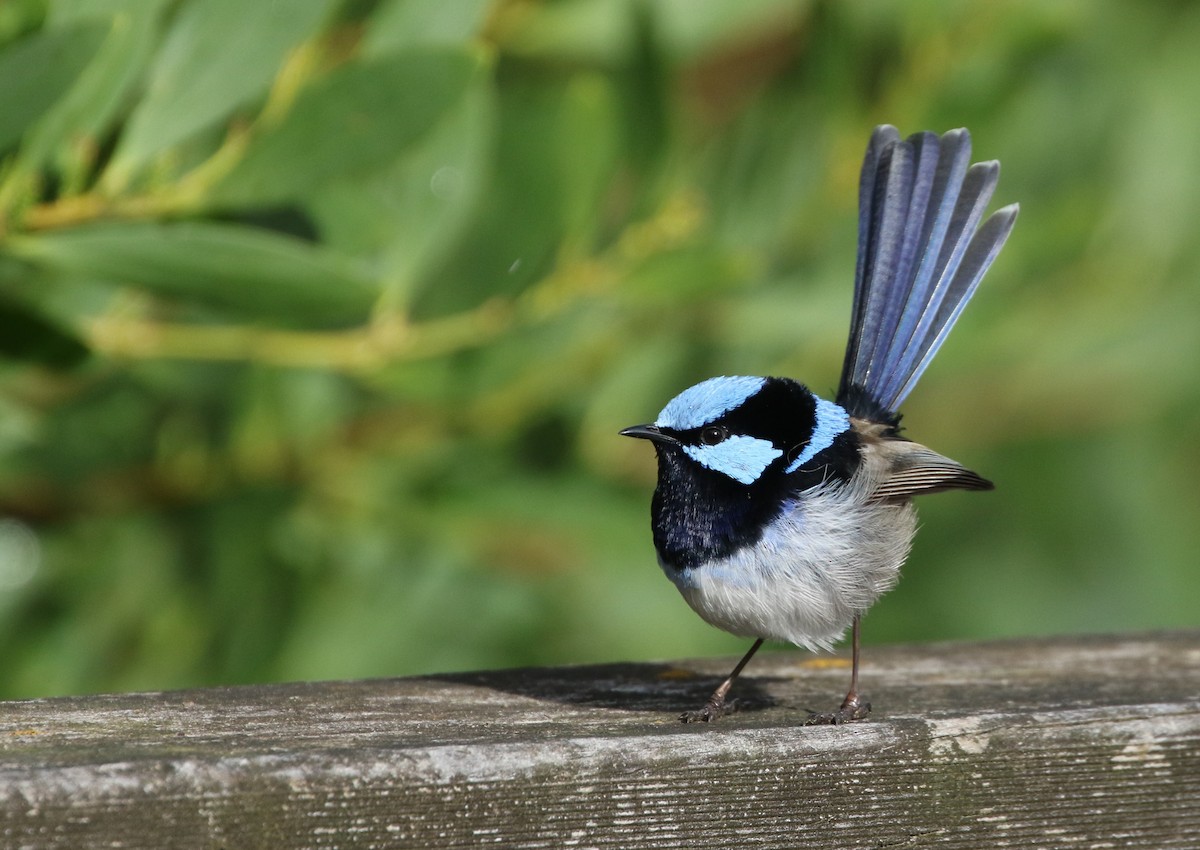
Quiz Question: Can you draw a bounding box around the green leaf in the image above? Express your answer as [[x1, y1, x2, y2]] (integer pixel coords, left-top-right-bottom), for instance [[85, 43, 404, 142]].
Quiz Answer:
[[653, 0, 807, 62], [362, 0, 491, 55], [17, 2, 169, 179], [0, 21, 108, 152], [7, 222, 379, 325], [309, 60, 494, 303], [500, 0, 631, 65], [556, 74, 620, 252], [107, 0, 336, 184], [0, 295, 89, 368], [47, 0, 159, 25], [376, 75, 493, 300], [211, 48, 482, 208]]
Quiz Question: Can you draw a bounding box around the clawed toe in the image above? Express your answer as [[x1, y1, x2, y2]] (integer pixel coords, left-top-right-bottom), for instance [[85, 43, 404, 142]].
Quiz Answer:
[[680, 698, 738, 723], [804, 693, 871, 726]]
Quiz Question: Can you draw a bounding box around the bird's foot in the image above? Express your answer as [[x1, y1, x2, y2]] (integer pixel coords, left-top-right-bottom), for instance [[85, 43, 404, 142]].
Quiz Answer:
[[680, 697, 738, 724], [803, 692, 871, 726]]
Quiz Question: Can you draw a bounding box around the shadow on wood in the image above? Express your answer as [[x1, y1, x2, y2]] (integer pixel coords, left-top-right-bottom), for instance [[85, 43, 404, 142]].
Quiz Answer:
[[2, 631, 1198, 848], [428, 659, 781, 715]]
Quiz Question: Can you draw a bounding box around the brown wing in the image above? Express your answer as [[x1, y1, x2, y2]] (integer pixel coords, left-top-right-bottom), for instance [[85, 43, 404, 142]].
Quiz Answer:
[[868, 438, 994, 503]]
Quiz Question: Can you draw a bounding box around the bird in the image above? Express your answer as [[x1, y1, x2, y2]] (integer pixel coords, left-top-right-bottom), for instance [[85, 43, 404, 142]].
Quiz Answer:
[[620, 125, 1018, 724]]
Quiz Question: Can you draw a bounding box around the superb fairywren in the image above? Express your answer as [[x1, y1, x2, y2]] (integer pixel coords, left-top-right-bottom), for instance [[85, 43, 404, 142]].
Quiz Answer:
[[622, 126, 1018, 724]]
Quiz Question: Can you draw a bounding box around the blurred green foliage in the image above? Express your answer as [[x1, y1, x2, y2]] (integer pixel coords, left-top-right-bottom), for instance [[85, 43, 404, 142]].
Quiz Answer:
[[0, 0, 1197, 699]]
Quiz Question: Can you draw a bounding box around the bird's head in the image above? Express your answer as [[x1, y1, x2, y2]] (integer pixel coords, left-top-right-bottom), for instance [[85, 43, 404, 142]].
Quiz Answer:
[[621, 376, 857, 569], [621, 375, 851, 487]]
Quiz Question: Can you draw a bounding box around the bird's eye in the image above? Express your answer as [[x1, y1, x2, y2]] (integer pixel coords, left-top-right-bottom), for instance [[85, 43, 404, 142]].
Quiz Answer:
[[700, 425, 728, 446]]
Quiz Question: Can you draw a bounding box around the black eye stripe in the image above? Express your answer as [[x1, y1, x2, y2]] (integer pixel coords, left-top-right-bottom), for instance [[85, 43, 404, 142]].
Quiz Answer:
[[677, 378, 828, 453]]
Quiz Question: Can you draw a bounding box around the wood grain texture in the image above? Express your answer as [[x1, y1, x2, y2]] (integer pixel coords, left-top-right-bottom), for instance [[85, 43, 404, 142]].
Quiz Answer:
[[2, 631, 1198, 849]]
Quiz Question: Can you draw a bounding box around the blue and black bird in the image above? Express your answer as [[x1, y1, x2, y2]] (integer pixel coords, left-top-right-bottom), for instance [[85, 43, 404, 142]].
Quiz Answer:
[[621, 126, 1018, 724]]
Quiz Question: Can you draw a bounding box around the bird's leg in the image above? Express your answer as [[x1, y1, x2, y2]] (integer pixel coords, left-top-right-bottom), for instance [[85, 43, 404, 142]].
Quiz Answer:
[[805, 615, 872, 725], [680, 638, 764, 723]]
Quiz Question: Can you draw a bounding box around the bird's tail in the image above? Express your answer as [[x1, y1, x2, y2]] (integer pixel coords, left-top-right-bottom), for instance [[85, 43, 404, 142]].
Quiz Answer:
[[836, 126, 1018, 424]]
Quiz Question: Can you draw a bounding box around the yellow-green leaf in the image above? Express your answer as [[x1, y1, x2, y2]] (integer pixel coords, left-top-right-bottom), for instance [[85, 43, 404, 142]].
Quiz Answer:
[[8, 222, 379, 325]]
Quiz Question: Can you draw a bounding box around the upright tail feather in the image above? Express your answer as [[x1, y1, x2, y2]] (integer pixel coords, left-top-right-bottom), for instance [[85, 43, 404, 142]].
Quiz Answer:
[[836, 126, 1018, 424]]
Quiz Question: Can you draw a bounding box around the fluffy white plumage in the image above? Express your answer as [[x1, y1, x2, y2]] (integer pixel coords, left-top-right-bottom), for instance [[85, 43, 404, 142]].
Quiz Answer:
[[662, 473, 915, 652]]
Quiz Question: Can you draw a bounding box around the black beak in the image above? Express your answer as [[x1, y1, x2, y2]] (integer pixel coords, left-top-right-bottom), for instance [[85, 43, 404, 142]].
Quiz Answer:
[[619, 424, 678, 445]]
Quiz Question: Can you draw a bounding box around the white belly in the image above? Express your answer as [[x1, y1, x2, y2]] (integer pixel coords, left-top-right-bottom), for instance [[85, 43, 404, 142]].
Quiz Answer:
[[662, 485, 916, 652]]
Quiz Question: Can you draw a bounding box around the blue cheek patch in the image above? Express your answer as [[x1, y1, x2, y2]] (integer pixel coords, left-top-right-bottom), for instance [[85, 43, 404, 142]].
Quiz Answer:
[[683, 435, 783, 485], [785, 396, 850, 472], [656, 376, 766, 430]]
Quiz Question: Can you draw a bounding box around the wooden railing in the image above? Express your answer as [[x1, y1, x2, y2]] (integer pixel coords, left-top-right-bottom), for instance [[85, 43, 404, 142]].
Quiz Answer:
[[2, 631, 1198, 848]]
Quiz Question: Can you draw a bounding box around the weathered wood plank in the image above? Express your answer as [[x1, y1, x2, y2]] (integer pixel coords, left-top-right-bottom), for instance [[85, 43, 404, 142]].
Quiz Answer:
[[2, 632, 1198, 848]]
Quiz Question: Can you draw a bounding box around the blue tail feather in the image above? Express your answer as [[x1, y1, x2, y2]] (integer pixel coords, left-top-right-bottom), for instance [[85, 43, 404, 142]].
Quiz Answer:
[[837, 126, 1017, 423]]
